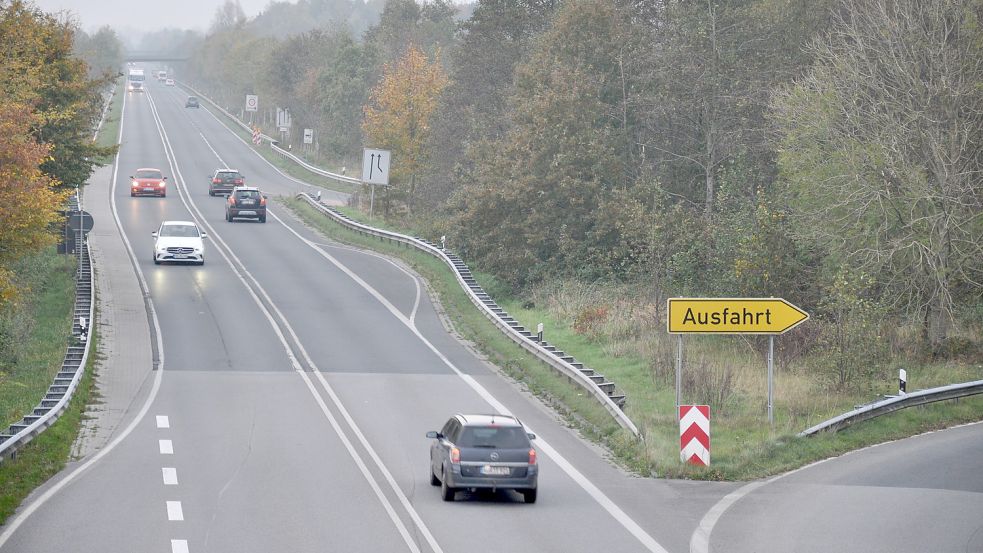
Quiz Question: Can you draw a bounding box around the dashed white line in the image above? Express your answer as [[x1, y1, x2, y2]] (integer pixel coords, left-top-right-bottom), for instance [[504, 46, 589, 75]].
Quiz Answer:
[[159, 439, 174, 455], [156, 415, 170, 428], [166, 501, 184, 521], [171, 539, 190, 553], [162, 467, 178, 486]]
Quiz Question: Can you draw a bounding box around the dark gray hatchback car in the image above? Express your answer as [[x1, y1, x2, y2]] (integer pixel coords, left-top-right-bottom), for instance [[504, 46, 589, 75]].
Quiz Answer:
[[427, 414, 538, 503]]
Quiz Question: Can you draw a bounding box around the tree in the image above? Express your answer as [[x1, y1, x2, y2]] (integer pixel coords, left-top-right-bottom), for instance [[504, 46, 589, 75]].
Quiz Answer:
[[73, 26, 123, 79], [362, 44, 449, 208], [771, 0, 983, 346], [0, 103, 68, 304], [0, 0, 115, 188]]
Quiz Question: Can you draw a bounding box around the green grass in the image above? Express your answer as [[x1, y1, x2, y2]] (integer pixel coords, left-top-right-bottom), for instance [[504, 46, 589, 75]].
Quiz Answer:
[[0, 250, 76, 428], [94, 77, 125, 163], [285, 197, 983, 480], [0, 310, 98, 525]]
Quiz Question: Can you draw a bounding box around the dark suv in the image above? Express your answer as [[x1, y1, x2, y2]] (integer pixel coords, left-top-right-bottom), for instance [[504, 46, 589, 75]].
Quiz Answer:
[[209, 169, 243, 196], [185, 96, 199, 108], [226, 186, 266, 223], [426, 414, 538, 503]]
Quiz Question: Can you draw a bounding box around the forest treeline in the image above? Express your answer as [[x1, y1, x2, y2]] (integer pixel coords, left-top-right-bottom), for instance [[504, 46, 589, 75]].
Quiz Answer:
[[182, 0, 981, 357]]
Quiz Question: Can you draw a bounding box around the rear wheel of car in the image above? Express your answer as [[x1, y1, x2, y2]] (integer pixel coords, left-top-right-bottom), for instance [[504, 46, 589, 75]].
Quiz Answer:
[[440, 468, 455, 502], [209, 191, 214, 197], [522, 488, 537, 504], [259, 215, 266, 223]]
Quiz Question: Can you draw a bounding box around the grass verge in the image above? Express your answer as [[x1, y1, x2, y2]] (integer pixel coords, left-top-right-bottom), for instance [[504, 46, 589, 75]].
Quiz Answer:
[[94, 77, 124, 163], [0, 270, 96, 526], [0, 250, 76, 428], [195, 93, 357, 195], [285, 196, 983, 480], [283, 198, 640, 450]]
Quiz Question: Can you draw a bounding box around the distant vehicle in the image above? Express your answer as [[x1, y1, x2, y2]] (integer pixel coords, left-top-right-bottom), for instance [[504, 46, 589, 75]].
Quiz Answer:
[[127, 68, 145, 92], [426, 414, 538, 503], [209, 169, 242, 196], [157, 71, 167, 81], [130, 168, 167, 197], [165, 78, 175, 86], [185, 96, 199, 108], [152, 221, 206, 265], [226, 186, 266, 223]]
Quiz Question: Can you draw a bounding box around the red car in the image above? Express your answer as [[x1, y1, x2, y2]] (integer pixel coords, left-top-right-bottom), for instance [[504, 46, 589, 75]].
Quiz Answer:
[[130, 168, 167, 197]]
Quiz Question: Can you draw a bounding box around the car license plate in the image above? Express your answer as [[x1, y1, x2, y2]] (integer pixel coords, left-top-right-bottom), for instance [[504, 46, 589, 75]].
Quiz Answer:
[[144, 188, 154, 192], [174, 254, 187, 259], [480, 465, 510, 476], [242, 200, 256, 205], [238, 210, 256, 216]]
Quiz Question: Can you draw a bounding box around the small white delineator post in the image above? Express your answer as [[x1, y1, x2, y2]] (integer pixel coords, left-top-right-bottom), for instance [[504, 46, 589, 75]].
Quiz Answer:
[[440, 235, 446, 251], [537, 322, 544, 343], [315, 190, 322, 202], [899, 368, 907, 395]]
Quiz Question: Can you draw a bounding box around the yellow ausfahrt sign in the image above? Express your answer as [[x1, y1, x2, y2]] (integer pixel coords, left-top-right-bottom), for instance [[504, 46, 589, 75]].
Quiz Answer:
[[667, 298, 809, 335]]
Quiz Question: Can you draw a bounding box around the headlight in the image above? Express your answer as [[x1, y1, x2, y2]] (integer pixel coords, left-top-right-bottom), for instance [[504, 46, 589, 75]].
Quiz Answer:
[[131, 181, 138, 187], [193, 248, 202, 254]]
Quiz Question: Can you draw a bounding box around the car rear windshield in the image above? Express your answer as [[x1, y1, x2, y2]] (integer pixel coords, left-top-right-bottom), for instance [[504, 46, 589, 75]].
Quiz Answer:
[[457, 426, 529, 449], [136, 170, 162, 179], [159, 225, 199, 238], [218, 171, 240, 179], [236, 190, 260, 199]]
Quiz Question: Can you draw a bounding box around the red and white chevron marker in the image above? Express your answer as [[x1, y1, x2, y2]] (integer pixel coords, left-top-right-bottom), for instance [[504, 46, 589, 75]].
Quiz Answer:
[[679, 405, 710, 466]]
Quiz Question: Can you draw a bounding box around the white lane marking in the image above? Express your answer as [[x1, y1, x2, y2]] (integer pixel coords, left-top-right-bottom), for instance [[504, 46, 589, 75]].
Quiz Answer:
[[162, 467, 178, 486], [145, 91, 429, 553], [159, 440, 174, 455], [270, 209, 670, 553], [0, 83, 169, 550], [166, 501, 184, 521], [689, 418, 983, 553], [156, 415, 170, 428], [171, 540, 190, 553], [199, 133, 424, 325], [192, 88, 666, 552]]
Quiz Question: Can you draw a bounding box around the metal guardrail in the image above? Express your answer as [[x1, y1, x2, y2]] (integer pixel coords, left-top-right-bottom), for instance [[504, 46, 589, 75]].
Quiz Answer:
[[296, 193, 640, 437], [0, 198, 94, 461], [799, 379, 983, 436], [176, 82, 360, 186]]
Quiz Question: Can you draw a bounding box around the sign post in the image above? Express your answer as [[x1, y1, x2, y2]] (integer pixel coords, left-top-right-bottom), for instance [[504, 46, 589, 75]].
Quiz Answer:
[[361, 148, 391, 217], [668, 298, 809, 426]]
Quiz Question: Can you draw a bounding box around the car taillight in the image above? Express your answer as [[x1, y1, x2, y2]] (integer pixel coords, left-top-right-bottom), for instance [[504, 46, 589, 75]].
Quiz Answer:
[[260, 197, 266, 206], [234, 179, 243, 184], [212, 178, 221, 184], [450, 447, 460, 464], [528, 449, 537, 465]]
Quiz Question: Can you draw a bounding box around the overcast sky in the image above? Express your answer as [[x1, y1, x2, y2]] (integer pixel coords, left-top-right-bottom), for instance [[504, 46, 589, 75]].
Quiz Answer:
[[32, 0, 274, 32]]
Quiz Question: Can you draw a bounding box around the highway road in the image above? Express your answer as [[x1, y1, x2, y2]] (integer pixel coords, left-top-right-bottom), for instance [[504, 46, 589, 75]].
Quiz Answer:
[[0, 76, 980, 553]]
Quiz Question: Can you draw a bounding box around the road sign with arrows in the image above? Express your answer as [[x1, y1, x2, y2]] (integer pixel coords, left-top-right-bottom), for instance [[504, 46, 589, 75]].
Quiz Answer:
[[667, 297, 809, 335], [362, 148, 391, 186]]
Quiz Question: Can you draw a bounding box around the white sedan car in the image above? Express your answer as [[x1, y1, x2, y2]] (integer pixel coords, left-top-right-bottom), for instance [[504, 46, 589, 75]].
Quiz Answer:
[[152, 221, 206, 265], [166, 78, 175, 86]]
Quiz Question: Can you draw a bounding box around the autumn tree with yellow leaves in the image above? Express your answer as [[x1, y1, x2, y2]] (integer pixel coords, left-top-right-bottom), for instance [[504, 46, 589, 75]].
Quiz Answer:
[[362, 44, 449, 211]]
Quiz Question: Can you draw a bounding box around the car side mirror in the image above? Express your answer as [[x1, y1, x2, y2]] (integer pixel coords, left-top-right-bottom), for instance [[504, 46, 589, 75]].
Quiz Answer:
[[151, 231, 158, 237], [201, 233, 208, 239], [263, 195, 268, 199], [527, 433, 536, 441], [163, 176, 167, 181], [425, 431, 439, 439], [129, 176, 134, 179]]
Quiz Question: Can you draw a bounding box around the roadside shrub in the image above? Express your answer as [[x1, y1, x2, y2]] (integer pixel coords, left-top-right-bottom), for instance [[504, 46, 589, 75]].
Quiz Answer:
[[573, 305, 608, 338]]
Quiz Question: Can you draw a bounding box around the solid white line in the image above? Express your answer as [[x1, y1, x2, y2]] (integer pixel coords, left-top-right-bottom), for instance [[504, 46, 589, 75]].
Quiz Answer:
[[162, 467, 178, 486], [156, 415, 170, 428], [0, 83, 169, 550], [171, 540, 190, 553], [145, 90, 428, 553], [159, 439, 174, 455], [166, 501, 184, 521], [270, 209, 671, 553]]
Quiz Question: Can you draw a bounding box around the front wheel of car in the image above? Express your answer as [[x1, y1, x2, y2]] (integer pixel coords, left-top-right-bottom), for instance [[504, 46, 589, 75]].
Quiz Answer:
[[522, 488, 537, 504], [440, 468, 455, 502], [153, 256, 160, 265], [429, 464, 439, 487]]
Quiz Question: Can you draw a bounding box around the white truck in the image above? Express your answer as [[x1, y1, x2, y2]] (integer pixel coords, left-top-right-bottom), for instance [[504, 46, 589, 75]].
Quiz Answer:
[[127, 68, 145, 92]]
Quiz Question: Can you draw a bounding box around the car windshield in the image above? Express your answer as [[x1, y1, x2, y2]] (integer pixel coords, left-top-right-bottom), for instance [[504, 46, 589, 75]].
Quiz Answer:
[[457, 426, 529, 448], [236, 190, 260, 199], [136, 170, 162, 179], [188, 97, 197, 101], [159, 224, 199, 238]]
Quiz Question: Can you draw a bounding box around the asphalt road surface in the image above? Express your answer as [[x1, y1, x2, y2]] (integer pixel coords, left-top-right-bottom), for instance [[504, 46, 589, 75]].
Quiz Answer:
[[1, 76, 980, 553]]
